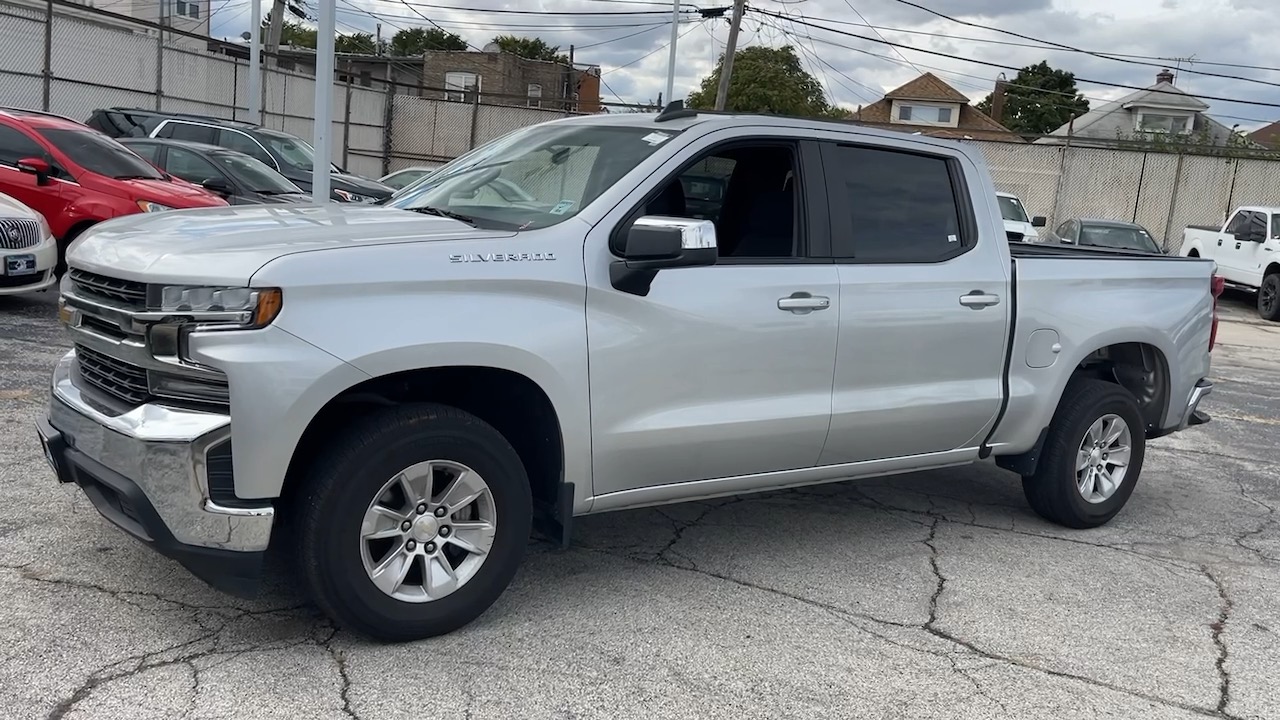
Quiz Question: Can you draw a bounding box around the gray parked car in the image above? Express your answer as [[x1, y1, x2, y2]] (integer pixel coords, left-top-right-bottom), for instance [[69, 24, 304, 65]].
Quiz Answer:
[[1047, 217, 1165, 254], [120, 138, 312, 206], [41, 107, 1219, 642]]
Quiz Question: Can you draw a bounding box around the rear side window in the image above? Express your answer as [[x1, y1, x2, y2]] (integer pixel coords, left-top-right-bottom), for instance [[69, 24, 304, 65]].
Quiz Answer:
[[824, 144, 966, 263], [128, 143, 160, 162], [218, 129, 274, 166], [161, 122, 216, 144]]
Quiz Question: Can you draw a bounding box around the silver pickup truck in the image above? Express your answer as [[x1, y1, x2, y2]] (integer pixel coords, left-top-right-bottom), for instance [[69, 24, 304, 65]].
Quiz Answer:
[[39, 107, 1221, 642]]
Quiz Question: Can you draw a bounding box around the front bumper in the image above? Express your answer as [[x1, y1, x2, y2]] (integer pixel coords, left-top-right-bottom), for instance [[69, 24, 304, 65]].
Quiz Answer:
[[39, 350, 273, 597]]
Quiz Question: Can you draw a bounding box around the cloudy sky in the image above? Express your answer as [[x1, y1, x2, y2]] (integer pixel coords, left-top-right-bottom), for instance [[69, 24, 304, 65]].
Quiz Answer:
[[210, 0, 1280, 130]]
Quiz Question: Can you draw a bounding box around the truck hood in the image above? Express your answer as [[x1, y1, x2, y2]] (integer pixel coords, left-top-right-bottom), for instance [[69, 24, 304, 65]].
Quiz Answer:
[[66, 204, 515, 285]]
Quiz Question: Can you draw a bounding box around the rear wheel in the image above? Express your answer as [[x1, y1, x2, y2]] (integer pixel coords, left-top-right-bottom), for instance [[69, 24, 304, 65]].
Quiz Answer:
[[1022, 379, 1146, 529], [298, 403, 532, 642], [1258, 273, 1280, 322], [1187, 249, 1200, 258]]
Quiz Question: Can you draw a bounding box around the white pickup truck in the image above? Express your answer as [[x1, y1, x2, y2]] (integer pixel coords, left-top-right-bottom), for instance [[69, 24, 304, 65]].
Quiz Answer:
[[40, 108, 1221, 642], [1181, 205, 1280, 320]]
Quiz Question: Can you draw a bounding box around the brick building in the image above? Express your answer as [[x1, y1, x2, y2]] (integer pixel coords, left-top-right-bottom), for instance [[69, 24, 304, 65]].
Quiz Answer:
[[421, 51, 601, 113]]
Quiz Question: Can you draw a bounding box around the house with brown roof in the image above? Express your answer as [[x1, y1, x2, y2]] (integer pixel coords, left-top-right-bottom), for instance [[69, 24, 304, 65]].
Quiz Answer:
[[1248, 120, 1280, 149], [852, 72, 1021, 141]]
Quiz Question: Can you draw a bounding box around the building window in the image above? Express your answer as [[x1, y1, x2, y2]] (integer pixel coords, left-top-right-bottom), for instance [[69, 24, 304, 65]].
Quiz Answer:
[[445, 72, 480, 102], [1136, 113, 1191, 134], [173, 0, 198, 18], [898, 104, 953, 124], [527, 83, 542, 108], [189, 0, 199, 18]]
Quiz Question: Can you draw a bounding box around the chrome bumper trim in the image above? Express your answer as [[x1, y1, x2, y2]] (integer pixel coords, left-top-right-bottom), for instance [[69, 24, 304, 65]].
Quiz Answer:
[[48, 350, 273, 552], [1179, 379, 1213, 429]]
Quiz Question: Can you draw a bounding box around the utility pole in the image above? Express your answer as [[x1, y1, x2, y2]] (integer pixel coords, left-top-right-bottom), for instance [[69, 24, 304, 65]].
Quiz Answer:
[[664, 0, 680, 105], [266, 0, 285, 63], [312, 0, 335, 203], [375, 23, 382, 55], [248, 0, 262, 123], [714, 0, 746, 111]]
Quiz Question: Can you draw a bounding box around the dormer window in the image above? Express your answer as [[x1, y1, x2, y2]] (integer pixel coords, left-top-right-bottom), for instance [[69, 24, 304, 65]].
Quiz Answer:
[[1136, 112, 1191, 134], [899, 104, 952, 123]]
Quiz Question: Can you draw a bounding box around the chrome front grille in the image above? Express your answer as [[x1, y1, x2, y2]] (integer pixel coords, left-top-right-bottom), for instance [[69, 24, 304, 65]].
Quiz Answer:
[[0, 218, 41, 249], [75, 344, 150, 406], [68, 269, 148, 308]]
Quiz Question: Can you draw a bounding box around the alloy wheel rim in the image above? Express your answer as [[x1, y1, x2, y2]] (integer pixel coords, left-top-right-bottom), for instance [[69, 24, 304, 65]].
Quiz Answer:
[[359, 460, 497, 603], [1076, 413, 1132, 504]]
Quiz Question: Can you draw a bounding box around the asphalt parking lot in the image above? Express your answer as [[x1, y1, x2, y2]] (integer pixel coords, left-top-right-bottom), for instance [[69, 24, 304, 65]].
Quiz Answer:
[[2, 288, 1278, 720]]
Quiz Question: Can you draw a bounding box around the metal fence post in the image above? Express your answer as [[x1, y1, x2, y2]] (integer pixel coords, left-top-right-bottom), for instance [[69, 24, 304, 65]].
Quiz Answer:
[[154, 15, 164, 110], [1049, 145, 1068, 226], [1162, 152, 1185, 250], [342, 66, 353, 170], [41, 0, 53, 111], [468, 93, 480, 151], [381, 77, 395, 176]]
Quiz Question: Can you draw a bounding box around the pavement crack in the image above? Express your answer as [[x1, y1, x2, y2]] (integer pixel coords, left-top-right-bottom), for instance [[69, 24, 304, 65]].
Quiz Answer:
[[321, 627, 360, 720], [1203, 566, 1238, 719]]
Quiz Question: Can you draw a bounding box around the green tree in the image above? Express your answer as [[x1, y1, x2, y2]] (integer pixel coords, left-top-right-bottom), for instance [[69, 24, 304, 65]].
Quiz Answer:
[[687, 46, 837, 117], [490, 35, 568, 63], [335, 32, 377, 54], [265, 19, 316, 48], [390, 27, 467, 55], [976, 61, 1090, 136]]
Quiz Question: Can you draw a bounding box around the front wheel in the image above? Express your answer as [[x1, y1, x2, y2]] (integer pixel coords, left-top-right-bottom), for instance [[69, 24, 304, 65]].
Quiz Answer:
[[1022, 379, 1146, 529], [298, 403, 532, 642], [1258, 273, 1280, 322]]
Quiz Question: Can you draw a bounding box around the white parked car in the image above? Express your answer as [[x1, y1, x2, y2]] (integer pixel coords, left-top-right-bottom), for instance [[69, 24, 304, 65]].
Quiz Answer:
[[378, 165, 440, 191], [0, 191, 57, 295], [996, 191, 1046, 242]]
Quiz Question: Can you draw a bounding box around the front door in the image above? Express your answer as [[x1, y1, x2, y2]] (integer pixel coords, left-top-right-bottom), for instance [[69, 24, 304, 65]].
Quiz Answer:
[[585, 136, 839, 497], [817, 140, 1010, 465], [0, 123, 63, 222]]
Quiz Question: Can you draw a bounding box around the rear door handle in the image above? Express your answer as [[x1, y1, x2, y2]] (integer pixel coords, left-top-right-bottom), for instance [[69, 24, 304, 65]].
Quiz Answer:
[[959, 291, 1001, 308], [778, 293, 831, 313]]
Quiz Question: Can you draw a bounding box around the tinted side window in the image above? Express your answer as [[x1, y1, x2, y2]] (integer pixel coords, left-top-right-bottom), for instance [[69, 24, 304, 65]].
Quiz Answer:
[[1225, 211, 1251, 235], [163, 122, 217, 144], [0, 124, 47, 167], [166, 147, 222, 184], [826, 144, 964, 262], [128, 143, 160, 162], [218, 129, 274, 166]]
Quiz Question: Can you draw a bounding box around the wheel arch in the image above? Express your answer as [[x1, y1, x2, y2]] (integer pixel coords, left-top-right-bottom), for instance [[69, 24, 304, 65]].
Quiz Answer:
[[279, 364, 571, 534], [996, 339, 1171, 477]]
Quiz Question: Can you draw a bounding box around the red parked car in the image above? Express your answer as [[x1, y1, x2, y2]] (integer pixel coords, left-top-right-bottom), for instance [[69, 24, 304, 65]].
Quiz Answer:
[[0, 107, 228, 270]]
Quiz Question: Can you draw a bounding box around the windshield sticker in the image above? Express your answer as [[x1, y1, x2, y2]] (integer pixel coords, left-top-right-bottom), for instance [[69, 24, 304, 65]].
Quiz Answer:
[[549, 200, 575, 215], [641, 132, 672, 146], [947, 234, 958, 243]]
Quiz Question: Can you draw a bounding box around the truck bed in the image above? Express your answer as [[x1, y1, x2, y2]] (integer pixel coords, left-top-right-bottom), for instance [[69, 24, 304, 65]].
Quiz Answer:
[[1008, 242, 1192, 261]]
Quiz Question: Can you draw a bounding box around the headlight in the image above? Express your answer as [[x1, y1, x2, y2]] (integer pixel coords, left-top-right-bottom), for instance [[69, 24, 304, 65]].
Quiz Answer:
[[332, 189, 371, 203], [152, 285, 283, 328], [137, 200, 174, 212]]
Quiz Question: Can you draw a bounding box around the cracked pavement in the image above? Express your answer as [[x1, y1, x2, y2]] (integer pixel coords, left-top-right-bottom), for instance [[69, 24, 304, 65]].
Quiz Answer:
[[3, 289, 1280, 719]]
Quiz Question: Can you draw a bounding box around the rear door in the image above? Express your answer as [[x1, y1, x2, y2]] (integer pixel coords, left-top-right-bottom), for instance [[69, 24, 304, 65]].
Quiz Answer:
[[817, 139, 1010, 465]]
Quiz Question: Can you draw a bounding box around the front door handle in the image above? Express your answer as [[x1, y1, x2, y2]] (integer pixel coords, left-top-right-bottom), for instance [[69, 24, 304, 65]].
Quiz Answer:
[[959, 291, 1001, 308], [778, 293, 831, 313]]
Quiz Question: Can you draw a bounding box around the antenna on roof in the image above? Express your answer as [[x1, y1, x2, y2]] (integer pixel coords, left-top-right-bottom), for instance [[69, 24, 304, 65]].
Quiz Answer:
[[655, 99, 698, 123]]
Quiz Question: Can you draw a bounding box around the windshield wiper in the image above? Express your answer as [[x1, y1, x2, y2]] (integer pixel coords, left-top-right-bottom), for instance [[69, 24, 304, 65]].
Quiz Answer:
[[409, 206, 477, 226]]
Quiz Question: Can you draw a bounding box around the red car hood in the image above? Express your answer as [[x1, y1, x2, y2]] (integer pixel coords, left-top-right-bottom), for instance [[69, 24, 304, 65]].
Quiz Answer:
[[83, 174, 227, 207]]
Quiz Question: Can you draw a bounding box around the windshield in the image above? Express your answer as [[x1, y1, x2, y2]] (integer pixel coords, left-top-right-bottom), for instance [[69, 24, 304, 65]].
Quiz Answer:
[[212, 152, 299, 194], [1079, 224, 1162, 253], [385, 123, 682, 230], [259, 131, 340, 174], [997, 195, 1030, 223], [40, 128, 164, 180]]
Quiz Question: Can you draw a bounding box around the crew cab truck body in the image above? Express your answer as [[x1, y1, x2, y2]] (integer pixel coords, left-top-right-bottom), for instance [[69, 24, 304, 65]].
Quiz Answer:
[[1181, 206, 1280, 320], [39, 111, 1219, 642]]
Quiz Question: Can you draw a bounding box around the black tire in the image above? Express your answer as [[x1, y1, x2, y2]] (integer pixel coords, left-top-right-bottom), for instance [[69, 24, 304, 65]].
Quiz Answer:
[[1187, 250, 1199, 258], [55, 224, 91, 276], [1258, 273, 1280, 322], [1022, 378, 1146, 529], [298, 403, 532, 642]]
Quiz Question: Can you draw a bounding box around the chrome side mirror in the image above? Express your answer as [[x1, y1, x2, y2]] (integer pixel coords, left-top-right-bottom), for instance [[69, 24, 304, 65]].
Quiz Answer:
[[610, 216, 718, 296]]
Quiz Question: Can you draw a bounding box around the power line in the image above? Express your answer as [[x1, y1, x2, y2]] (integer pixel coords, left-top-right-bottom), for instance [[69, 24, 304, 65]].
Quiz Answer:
[[573, 22, 671, 50], [841, 0, 921, 75], [602, 21, 702, 75], [366, 0, 700, 17], [749, 8, 1280, 110], [882, 0, 1280, 92]]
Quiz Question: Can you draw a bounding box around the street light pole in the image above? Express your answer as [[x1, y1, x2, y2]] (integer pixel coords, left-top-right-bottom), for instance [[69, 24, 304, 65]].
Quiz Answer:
[[312, 0, 335, 203], [664, 0, 680, 106], [247, 0, 262, 123]]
